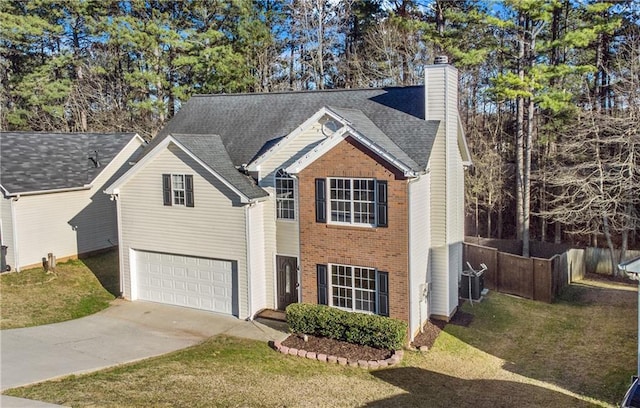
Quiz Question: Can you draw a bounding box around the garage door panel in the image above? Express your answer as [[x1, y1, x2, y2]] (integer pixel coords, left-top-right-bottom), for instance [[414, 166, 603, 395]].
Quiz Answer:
[[135, 250, 235, 316]]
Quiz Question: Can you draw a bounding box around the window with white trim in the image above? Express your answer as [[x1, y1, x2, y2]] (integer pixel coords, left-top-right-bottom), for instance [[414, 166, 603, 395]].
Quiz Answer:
[[275, 169, 295, 219], [172, 174, 186, 205], [330, 264, 376, 313], [329, 178, 375, 225], [162, 173, 194, 207]]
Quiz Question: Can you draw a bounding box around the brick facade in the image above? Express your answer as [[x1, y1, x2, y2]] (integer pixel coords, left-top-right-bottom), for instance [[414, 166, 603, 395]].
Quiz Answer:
[[298, 136, 410, 322]]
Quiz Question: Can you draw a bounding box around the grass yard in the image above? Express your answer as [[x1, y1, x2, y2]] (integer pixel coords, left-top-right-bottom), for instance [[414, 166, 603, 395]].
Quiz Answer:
[[0, 251, 117, 329], [4, 277, 635, 407]]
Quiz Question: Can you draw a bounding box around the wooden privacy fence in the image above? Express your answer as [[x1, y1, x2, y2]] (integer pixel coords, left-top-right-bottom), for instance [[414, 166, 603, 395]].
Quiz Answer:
[[463, 243, 582, 303]]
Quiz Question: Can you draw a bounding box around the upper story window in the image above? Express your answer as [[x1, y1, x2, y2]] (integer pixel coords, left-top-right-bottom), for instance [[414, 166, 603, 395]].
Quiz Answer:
[[315, 177, 387, 227], [275, 169, 295, 220], [330, 178, 375, 225], [162, 174, 194, 207]]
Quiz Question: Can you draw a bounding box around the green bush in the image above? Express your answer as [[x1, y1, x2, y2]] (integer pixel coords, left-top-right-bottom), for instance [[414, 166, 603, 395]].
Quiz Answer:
[[286, 303, 407, 350]]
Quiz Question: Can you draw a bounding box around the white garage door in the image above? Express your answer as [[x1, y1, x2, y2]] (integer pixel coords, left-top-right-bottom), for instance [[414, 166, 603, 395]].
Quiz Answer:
[[135, 250, 234, 315]]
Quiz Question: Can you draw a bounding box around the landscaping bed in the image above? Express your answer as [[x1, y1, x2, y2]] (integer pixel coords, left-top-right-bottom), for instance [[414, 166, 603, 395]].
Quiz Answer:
[[282, 333, 392, 361]]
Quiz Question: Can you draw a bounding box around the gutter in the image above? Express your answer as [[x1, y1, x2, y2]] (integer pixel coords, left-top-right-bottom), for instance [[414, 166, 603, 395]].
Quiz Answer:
[[5, 185, 92, 197]]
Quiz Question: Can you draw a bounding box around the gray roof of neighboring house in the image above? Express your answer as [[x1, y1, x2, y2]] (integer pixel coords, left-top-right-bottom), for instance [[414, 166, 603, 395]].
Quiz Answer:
[[153, 86, 439, 172], [1, 132, 139, 195], [171, 134, 268, 200]]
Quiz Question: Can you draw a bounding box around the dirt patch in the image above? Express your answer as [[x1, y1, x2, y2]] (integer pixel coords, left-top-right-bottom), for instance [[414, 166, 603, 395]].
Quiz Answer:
[[412, 309, 474, 349], [282, 334, 392, 361]]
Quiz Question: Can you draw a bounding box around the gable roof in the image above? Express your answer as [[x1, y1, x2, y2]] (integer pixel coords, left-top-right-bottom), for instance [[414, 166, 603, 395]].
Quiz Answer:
[[151, 86, 439, 171], [1, 132, 141, 196], [171, 134, 268, 200], [105, 135, 268, 202], [327, 106, 424, 172]]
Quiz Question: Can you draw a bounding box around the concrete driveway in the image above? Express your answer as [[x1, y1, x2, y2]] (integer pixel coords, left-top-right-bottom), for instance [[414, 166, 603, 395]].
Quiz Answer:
[[1, 299, 288, 406]]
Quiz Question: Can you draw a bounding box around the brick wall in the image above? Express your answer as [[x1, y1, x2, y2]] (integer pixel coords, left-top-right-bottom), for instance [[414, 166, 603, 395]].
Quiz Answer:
[[298, 136, 410, 322]]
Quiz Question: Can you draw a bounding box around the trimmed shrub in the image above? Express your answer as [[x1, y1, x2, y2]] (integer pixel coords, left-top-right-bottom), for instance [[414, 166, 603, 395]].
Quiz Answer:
[[286, 303, 407, 350]]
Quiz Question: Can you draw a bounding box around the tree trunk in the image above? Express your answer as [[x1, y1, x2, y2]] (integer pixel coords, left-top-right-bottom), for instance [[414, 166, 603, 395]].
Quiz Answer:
[[515, 12, 525, 242]]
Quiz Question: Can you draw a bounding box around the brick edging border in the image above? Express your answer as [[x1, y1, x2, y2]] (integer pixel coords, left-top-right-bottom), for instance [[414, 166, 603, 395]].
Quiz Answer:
[[269, 337, 403, 369]]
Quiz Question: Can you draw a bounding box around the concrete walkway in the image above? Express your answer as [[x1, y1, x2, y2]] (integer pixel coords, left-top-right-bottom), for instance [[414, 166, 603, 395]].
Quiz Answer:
[[1, 300, 289, 407]]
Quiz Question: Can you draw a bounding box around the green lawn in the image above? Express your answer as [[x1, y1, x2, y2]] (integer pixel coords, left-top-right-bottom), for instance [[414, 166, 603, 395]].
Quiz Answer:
[[0, 251, 117, 329], [4, 277, 635, 407]]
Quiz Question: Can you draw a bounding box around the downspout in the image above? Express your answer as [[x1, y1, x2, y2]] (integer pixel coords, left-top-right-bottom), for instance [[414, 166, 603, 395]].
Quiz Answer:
[[245, 202, 254, 320], [10, 195, 20, 272]]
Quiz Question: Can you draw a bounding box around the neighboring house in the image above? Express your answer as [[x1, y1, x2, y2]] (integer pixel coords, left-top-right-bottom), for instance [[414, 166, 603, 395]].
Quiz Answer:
[[105, 60, 471, 340], [0, 132, 145, 271]]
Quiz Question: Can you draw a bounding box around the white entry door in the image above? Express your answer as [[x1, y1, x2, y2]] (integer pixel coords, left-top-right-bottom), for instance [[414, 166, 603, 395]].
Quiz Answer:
[[134, 250, 235, 315]]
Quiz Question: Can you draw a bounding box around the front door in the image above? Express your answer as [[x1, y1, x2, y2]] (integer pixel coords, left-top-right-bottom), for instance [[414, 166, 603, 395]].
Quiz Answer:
[[276, 256, 298, 310]]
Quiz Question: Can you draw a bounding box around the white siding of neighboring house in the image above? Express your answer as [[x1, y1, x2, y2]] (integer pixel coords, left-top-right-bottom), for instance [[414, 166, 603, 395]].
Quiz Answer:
[[258, 119, 327, 258], [6, 137, 143, 270], [1, 196, 16, 268], [117, 143, 251, 318], [408, 172, 431, 338]]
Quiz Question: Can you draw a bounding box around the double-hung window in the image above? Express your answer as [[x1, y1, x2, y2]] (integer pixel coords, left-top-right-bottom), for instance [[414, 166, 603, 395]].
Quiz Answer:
[[315, 177, 387, 227], [316, 263, 389, 316], [331, 264, 376, 313], [275, 169, 295, 220], [162, 174, 194, 207]]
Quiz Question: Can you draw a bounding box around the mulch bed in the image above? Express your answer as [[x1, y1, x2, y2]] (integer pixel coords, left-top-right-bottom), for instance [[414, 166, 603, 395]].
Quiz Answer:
[[282, 334, 393, 361], [281, 305, 475, 361]]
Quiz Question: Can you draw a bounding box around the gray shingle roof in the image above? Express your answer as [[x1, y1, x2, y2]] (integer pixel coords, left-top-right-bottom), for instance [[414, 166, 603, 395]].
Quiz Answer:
[[153, 86, 439, 172], [171, 134, 268, 200], [327, 106, 423, 172], [1, 132, 139, 195]]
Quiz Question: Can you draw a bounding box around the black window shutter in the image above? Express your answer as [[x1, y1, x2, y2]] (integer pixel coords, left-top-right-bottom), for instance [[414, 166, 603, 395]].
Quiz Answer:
[[317, 264, 328, 305], [315, 178, 326, 223], [376, 180, 388, 227], [376, 271, 389, 317], [162, 174, 172, 206], [185, 175, 194, 207]]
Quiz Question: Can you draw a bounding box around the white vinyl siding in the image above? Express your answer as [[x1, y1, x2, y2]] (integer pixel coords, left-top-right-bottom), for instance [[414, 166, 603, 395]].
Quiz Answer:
[[425, 63, 464, 319], [118, 144, 250, 318], [261, 197, 277, 310], [428, 128, 450, 318], [408, 174, 431, 338], [258, 119, 329, 259], [5, 137, 142, 270], [248, 200, 269, 314]]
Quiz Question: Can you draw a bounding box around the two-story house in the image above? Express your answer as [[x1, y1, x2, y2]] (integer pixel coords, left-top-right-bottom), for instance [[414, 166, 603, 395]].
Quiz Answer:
[[105, 59, 470, 341]]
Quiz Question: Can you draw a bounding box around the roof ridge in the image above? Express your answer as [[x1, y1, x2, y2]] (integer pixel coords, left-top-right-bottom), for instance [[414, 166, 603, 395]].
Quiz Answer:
[[190, 85, 424, 98]]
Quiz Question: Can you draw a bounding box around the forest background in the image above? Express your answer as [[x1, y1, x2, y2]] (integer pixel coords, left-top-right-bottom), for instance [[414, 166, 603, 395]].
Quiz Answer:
[[1, 0, 639, 267]]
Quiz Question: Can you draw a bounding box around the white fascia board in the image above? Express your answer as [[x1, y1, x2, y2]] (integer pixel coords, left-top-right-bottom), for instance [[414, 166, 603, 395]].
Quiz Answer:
[[88, 133, 145, 187], [285, 127, 349, 174], [457, 115, 472, 167], [4, 185, 91, 197], [286, 126, 416, 177], [104, 135, 254, 204], [246, 107, 341, 172]]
